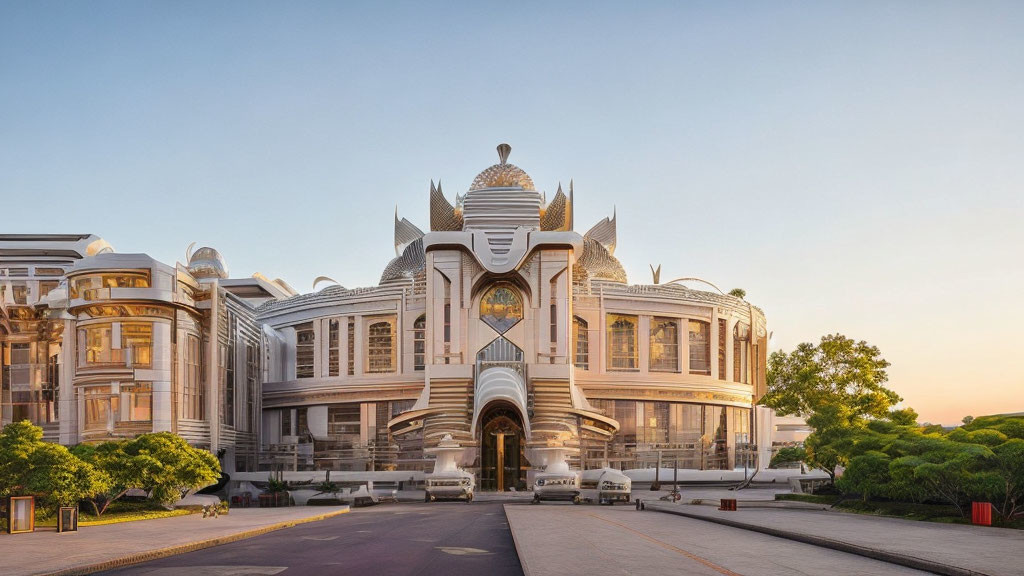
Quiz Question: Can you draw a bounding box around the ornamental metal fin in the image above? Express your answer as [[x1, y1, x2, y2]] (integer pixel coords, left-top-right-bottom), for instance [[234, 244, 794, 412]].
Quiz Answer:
[[540, 183, 571, 231], [584, 208, 617, 255], [430, 179, 463, 231], [394, 206, 424, 256]]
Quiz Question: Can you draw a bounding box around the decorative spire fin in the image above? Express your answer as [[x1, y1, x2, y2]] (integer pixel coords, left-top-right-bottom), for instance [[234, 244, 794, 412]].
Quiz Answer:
[[497, 143, 511, 165]]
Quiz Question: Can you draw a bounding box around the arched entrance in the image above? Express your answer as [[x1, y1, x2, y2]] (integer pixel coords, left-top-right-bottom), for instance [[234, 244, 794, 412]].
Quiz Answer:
[[479, 403, 528, 492]]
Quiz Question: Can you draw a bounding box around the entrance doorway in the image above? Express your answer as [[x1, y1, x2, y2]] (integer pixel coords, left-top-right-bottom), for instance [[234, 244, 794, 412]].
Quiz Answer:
[[479, 404, 527, 491]]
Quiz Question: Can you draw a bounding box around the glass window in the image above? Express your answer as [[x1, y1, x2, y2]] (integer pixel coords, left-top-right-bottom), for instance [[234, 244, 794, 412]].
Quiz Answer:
[[84, 386, 113, 431], [246, 344, 258, 432], [12, 283, 28, 305], [573, 317, 589, 370], [347, 318, 355, 375], [328, 319, 340, 376], [688, 320, 711, 375], [734, 323, 750, 384], [649, 317, 679, 372], [120, 382, 152, 422], [606, 314, 638, 371], [413, 315, 426, 371], [81, 324, 113, 365], [281, 408, 292, 436], [70, 272, 150, 300], [366, 317, 397, 373], [295, 322, 314, 378], [479, 284, 524, 333], [120, 323, 152, 367], [717, 318, 727, 380], [703, 405, 729, 470], [183, 334, 203, 419]]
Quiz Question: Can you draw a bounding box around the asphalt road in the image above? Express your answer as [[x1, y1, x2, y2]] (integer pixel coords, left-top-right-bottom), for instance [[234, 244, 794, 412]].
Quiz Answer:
[[99, 502, 523, 576]]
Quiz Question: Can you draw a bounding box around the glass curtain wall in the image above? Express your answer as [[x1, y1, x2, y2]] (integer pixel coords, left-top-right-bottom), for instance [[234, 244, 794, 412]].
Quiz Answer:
[[588, 399, 751, 471]]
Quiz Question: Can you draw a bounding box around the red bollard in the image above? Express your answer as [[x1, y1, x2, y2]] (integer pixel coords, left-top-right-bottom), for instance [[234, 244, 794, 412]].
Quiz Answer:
[[971, 502, 991, 526]]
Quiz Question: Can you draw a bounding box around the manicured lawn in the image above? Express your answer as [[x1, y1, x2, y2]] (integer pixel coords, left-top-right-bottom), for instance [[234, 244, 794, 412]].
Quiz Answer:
[[776, 493, 1023, 529]]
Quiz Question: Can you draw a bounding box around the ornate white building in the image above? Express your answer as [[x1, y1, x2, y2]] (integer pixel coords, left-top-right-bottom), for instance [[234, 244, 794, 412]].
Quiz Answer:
[[0, 145, 768, 490]]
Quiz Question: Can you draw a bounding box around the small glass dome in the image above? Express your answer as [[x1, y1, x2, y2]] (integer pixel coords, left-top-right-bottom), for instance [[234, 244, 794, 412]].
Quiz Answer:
[[188, 247, 229, 279]]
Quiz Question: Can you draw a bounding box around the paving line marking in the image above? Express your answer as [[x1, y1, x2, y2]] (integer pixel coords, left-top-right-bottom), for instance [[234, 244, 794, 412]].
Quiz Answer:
[[586, 512, 743, 576]]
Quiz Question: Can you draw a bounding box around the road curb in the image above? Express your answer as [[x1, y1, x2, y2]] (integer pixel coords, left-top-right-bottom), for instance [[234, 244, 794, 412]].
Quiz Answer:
[[644, 503, 990, 576], [502, 504, 533, 576], [41, 507, 351, 576]]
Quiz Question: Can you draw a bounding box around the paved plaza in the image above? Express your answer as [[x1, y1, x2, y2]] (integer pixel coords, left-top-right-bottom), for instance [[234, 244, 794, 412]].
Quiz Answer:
[[4, 497, 1023, 575], [506, 503, 930, 576]]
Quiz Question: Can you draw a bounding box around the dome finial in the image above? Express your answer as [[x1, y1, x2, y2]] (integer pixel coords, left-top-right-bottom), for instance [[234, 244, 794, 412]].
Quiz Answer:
[[497, 143, 511, 165]]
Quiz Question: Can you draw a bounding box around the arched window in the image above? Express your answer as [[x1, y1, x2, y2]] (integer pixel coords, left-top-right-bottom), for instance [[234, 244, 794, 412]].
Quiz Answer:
[[573, 317, 589, 370], [366, 318, 397, 373], [607, 314, 638, 371], [688, 320, 711, 375], [413, 315, 426, 371], [649, 317, 679, 372]]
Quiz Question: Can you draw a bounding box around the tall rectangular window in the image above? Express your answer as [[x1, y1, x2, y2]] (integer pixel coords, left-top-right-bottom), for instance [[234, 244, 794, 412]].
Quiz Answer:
[[413, 315, 426, 371], [443, 303, 451, 365], [573, 317, 589, 370], [183, 334, 203, 419], [347, 318, 355, 375], [717, 319, 727, 380], [224, 339, 235, 427], [688, 320, 711, 375], [328, 319, 340, 377], [295, 322, 314, 378], [366, 317, 397, 374], [246, 344, 258, 432], [81, 324, 112, 365], [84, 386, 113, 431], [649, 317, 679, 372], [733, 323, 750, 384], [606, 314, 638, 371], [281, 408, 292, 436]]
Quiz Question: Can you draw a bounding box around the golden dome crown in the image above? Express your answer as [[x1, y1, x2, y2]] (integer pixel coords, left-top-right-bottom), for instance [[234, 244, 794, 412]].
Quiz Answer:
[[468, 143, 535, 191]]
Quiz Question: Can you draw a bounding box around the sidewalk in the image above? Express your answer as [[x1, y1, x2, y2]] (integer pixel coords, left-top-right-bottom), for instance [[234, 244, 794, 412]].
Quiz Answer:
[[645, 502, 1024, 576], [0, 505, 350, 576], [505, 504, 928, 576]]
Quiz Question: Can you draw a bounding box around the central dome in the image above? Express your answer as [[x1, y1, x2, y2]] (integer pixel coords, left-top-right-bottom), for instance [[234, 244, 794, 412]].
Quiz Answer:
[[468, 143, 535, 191]]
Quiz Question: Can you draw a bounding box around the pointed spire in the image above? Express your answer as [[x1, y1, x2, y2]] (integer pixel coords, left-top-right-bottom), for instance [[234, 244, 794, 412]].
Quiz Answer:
[[497, 143, 511, 165]]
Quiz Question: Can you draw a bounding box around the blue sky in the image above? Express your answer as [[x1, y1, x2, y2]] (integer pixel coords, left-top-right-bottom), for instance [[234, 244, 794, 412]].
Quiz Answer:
[[2, 1, 1022, 424]]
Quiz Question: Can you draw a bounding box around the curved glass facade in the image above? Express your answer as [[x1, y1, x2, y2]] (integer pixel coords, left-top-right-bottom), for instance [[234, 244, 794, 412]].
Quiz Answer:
[[584, 400, 752, 471]]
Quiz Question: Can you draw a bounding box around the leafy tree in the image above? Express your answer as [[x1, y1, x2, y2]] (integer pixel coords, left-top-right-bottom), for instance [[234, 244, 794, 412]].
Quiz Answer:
[[0, 421, 107, 514], [769, 446, 807, 469], [962, 415, 974, 425], [74, 432, 220, 514], [837, 450, 891, 502], [763, 334, 899, 422], [728, 288, 746, 299], [990, 439, 1024, 519]]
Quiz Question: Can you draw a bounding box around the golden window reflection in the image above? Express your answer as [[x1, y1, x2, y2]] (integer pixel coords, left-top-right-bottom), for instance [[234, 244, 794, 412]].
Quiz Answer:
[[70, 272, 150, 300], [479, 284, 523, 333], [366, 317, 397, 373], [606, 314, 638, 371]]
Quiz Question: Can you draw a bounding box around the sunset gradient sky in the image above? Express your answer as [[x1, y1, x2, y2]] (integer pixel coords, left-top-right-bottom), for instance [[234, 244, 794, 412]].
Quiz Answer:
[[2, 2, 1021, 425]]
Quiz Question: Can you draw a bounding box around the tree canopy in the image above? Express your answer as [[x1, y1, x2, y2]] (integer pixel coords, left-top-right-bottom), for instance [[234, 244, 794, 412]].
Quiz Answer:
[[763, 333, 899, 422], [73, 431, 220, 514], [0, 421, 107, 513]]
